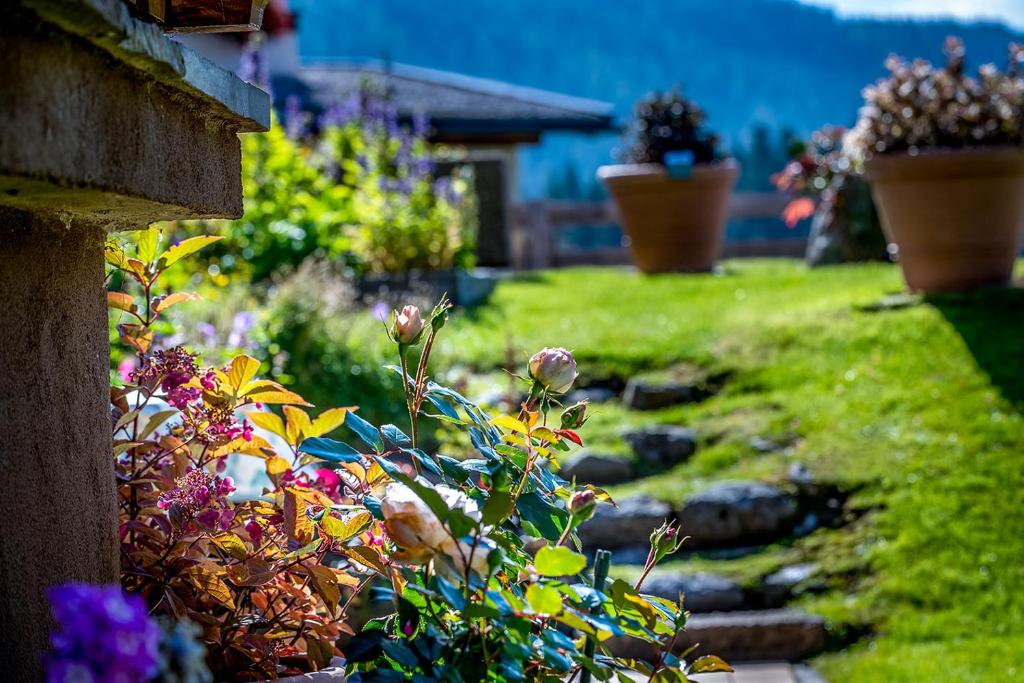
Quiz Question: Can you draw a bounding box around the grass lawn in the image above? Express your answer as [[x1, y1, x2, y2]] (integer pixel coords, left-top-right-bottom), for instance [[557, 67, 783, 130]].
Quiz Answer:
[[432, 260, 1024, 682]]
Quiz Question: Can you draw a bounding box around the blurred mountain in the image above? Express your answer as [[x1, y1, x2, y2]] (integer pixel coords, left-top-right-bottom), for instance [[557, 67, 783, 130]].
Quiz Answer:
[[290, 0, 1023, 197]]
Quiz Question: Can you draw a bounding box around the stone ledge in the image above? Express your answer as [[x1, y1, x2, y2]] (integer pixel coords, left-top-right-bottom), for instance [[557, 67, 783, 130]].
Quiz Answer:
[[19, 0, 270, 132]]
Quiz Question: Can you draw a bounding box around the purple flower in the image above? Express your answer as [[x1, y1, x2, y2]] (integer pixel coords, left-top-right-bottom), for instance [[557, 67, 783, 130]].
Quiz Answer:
[[227, 311, 255, 349], [433, 176, 462, 204], [412, 111, 431, 139], [237, 42, 269, 91], [284, 94, 307, 139], [45, 583, 161, 683], [371, 302, 390, 322], [196, 322, 217, 347]]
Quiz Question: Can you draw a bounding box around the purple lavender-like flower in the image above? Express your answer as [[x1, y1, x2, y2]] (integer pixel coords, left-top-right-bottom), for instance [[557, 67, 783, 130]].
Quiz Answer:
[[433, 176, 463, 204], [227, 311, 255, 350], [45, 583, 161, 683], [320, 91, 362, 129], [197, 322, 217, 347], [371, 302, 390, 322], [237, 42, 269, 91], [283, 94, 307, 139], [412, 111, 431, 139], [413, 156, 436, 179]]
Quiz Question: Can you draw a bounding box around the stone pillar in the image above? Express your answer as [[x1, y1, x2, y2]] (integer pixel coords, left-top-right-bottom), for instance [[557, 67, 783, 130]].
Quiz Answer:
[[0, 212, 117, 681], [0, 1, 269, 678]]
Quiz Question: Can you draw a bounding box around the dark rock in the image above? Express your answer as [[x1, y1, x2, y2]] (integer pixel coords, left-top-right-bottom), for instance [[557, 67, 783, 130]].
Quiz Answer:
[[677, 482, 797, 548], [765, 563, 816, 589], [792, 512, 820, 537], [623, 378, 714, 410], [623, 425, 697, 469], [607, 609, 827, 662], [559, 451, 635, 485], [642, 572, 745, 613], [603, 546, 652, 566], [564, 387, 617, 405], [749, 436, 784, 453], [788, 463, 850, 529], [576, 495, 673, 549], [757, 563, 818, 608]]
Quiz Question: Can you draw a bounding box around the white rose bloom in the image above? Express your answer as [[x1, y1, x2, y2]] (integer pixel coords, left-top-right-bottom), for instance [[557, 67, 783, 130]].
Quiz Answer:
[[380, 482, 488, 566], [380, 483, 449, 562], [437, 536, 496, 579]]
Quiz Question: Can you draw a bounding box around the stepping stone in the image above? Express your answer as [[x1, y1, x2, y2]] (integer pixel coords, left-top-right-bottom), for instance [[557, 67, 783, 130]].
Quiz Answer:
[[564, 387, 618, 404], [757, 564, 819, 608], [560, 450, 635, 485], [576, 495, 673, 549], [678, 483, 797, 548], [749, 436, 785, 453], [641, 572, 745, 613], [623, 378, 714, 410], [607, 609, 826, 663], [623, 425, 697, 469]]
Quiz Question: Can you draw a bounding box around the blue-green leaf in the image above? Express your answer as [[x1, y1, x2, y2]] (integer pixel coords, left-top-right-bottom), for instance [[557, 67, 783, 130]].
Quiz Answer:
[[298, 437, 362, 463]]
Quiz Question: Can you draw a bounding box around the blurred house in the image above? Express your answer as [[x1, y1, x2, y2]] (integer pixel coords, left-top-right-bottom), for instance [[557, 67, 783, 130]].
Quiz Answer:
[[175, 0, 615, 267]]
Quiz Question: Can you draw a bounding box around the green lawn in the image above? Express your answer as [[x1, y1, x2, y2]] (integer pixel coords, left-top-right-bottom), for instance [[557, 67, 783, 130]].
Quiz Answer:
[[434, 261, 1024, 682]]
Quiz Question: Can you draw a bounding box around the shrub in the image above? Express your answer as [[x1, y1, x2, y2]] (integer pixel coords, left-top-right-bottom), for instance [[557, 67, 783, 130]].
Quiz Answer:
[[252, 259, 408, 428], [88, 227, 727, 681], [172, 91, 476, 283], [182, 116, 353, 282], [773, 125, 872, 226], [847, 37, 1024, 158], [317, 90, 477, 276], [773, 126, 887, 265], [620, 87, 719, 165]]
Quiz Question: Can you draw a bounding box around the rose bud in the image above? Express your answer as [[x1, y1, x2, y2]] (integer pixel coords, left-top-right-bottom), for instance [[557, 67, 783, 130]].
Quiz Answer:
[[560, 400, 589, 429], [649, 521, 684, 562], [568, 489, 597, 522], [393, 305, 424, 345], [528, 347, 578, 394]]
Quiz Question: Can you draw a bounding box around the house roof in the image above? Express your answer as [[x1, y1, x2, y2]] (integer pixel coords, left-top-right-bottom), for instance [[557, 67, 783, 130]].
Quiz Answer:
[[274, 59, 615, 143]]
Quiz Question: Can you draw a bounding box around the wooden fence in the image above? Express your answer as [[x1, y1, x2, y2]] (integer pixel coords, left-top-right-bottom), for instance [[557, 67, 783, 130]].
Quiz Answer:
[[510, 192, 805, 269]]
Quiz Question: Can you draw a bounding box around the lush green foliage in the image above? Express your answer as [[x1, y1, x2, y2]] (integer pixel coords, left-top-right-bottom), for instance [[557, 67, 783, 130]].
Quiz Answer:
[[174, 98, 475, 282], [848, 37, 1024, 157], [317, 96, 477, 275], [103, 229, 728, 681]]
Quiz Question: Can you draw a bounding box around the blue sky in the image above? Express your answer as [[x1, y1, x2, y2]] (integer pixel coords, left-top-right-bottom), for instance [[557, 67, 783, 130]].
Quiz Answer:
[[806, 0, 1024, 30]]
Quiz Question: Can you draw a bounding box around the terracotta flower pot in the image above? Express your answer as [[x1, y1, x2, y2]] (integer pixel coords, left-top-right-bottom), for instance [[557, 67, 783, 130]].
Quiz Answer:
[[864, 147, 1024, 293], [597, 160, 739, 273]]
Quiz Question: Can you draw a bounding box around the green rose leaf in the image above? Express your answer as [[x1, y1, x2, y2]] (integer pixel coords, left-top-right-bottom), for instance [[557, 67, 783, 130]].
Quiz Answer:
[[534, 545, 587, 576], [526, 584, 563, 615]]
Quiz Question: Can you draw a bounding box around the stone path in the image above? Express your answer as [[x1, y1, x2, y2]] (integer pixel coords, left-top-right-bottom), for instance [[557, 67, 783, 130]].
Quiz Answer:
[[477, 370, 844, 680]]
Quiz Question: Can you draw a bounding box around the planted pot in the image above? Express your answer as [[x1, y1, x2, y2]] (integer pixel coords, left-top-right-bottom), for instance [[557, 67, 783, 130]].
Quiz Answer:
[[865, 147, 1024, 293], [598, 160, 739, 273]]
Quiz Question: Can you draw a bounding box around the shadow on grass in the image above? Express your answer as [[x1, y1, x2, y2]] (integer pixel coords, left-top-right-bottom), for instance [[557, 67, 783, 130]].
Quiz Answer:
[[931, 287, 1024, 409]]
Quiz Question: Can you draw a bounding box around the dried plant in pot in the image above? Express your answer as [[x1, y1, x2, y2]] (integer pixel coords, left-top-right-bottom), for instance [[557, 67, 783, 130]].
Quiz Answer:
[[848, 38, 1024, 293], [598, 88, 738, 273]]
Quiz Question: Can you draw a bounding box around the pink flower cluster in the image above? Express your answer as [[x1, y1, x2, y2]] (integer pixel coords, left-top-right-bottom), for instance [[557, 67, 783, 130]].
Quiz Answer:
[[158, 469, 235, 533], [132, 346, 201, 409]]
